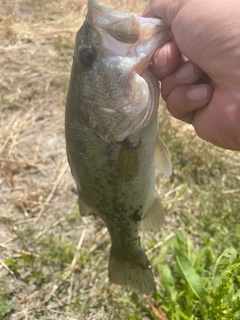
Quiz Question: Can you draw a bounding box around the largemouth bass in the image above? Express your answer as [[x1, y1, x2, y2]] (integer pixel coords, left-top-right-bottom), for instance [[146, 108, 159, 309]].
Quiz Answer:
[[65, 0, 172, 295]]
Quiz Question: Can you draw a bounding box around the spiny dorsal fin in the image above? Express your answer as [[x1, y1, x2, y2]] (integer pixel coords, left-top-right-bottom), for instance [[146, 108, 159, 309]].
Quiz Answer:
[[154, 134, 172, 178], [141, 195, 165, 231]]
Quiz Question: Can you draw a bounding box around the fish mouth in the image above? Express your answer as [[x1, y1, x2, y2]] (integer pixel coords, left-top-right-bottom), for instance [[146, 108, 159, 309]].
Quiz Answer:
[[87, 0, 171, 76], [81, 0, 171, 138]]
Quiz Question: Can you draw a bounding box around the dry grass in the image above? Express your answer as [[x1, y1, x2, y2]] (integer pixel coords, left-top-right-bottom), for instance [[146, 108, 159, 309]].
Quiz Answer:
[[1, 0, 240, 319]]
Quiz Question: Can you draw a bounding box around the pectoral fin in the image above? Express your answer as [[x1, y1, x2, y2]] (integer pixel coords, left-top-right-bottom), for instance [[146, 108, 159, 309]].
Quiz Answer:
[[141, 195, 165, 231], [154, 135, 172, 178]]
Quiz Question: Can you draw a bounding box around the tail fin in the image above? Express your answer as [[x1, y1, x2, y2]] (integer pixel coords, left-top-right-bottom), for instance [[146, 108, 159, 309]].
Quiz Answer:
[[108, 247, 155, 295]]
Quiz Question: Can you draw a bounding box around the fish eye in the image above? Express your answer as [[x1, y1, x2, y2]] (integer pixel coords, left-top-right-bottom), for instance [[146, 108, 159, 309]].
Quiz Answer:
[[78, 46, 95, 67]]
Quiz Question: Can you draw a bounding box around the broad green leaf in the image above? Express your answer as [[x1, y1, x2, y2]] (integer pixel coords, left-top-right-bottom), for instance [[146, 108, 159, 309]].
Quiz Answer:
[[175, 249, 204, 300]]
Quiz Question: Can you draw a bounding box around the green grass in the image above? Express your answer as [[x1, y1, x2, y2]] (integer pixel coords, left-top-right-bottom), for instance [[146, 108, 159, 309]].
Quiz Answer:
[[0, 290, 13, 320], [151, 231, 240, 320], [143, 108, 240, 320]]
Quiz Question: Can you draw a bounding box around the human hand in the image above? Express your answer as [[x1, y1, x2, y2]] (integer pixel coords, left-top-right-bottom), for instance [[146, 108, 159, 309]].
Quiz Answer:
[[143, 0, 240, 150]]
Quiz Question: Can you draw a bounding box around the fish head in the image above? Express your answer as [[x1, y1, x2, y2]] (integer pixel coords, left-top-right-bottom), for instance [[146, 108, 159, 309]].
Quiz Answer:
[[68, 0, 170, 140]]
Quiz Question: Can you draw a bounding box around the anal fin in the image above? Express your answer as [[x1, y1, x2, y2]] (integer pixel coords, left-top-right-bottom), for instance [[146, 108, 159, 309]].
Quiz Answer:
[[141, 195, 165, 231], [154, 134, 172, 178]]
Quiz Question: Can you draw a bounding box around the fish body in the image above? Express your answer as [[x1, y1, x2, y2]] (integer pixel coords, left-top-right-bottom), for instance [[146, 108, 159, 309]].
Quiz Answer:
[[65, 0, 172, 295]]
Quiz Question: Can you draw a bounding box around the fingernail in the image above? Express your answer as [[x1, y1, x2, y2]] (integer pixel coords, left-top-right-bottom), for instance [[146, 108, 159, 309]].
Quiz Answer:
[[187, 86, 208, 102], [176, 62, 193, 81], [154, 45, 166, 69]]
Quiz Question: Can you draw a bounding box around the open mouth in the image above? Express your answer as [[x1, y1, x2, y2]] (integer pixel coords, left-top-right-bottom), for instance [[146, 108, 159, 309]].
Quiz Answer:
[[86, 0, 170, 75]]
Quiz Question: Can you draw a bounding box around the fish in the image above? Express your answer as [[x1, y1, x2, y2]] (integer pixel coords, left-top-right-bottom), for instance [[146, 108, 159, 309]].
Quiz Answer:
[[65, 0, 172, 295]]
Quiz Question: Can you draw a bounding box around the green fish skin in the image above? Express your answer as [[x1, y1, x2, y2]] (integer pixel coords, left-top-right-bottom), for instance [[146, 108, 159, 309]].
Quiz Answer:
[[65, 0, 172, 295]]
